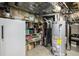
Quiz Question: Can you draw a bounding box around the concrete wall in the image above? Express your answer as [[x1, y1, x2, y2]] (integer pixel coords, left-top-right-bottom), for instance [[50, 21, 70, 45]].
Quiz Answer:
[[10, 7, 43, 22], [71, 25, 79, 34]]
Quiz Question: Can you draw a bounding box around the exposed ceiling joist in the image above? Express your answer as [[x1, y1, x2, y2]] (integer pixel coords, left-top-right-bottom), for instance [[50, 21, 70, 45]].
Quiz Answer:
[[0, 2, 69, 15]]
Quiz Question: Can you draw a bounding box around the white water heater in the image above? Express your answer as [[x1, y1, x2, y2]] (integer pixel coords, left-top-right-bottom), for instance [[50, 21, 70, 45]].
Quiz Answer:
[[52, 14, 66, 56]]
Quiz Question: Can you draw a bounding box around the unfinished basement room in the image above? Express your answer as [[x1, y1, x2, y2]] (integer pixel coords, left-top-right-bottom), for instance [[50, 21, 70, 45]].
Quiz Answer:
[[0, 2, 79, 56]]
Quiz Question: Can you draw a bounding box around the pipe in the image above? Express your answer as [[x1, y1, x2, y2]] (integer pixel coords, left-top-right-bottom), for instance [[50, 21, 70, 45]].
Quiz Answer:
[[62, 2, 68, 9]]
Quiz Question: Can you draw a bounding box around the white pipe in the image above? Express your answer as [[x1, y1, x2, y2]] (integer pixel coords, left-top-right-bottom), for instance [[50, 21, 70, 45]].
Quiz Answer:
[[62, 2, 68, 8]]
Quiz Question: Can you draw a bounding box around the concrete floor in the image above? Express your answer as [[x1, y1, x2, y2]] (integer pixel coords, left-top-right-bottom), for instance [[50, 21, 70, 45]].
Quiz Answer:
[[27, 44, 79, 56], [27, 45, 52, 56], [67, 44, 79, 56]]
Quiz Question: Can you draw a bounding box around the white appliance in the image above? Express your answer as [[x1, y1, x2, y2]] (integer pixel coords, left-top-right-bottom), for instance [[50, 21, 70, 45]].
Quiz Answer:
[[0, 18, 26, 56], [52, 14, 66, 56], [43, 13, 66, 56]]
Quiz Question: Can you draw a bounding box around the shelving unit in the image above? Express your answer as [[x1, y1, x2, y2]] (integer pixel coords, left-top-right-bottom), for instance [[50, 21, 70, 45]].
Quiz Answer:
[[25, 19, 43, 51]]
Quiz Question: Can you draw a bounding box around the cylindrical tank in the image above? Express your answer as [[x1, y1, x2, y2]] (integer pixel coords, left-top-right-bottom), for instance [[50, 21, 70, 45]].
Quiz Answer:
[[52, 14, 66, 56]]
